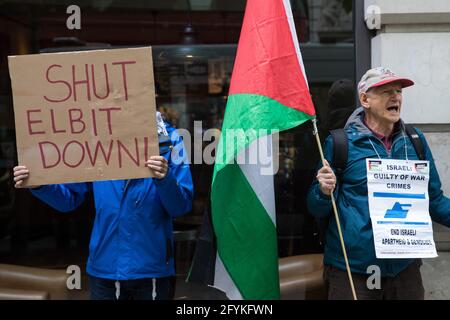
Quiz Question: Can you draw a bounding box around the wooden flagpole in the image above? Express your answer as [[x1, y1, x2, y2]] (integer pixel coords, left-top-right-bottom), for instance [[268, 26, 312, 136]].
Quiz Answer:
[[312, 118, 357, 300]]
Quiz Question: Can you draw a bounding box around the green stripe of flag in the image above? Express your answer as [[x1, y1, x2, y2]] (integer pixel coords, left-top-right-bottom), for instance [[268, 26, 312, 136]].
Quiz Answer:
[[211, 93, 313, 299], [211, 162, 279, 299]]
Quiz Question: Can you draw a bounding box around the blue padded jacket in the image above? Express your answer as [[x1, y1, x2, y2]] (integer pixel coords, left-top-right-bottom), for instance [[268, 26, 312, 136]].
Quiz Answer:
[[31, 123, 193, 280], [307, 107, 450, 277]]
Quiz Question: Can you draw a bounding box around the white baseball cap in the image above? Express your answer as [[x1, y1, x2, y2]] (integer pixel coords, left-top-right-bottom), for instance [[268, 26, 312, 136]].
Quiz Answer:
[[358, 67, 414, 93]]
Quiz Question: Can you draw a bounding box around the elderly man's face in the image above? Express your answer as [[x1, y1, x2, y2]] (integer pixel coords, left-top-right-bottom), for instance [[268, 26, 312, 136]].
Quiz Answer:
[[360, 82, 403, 126]]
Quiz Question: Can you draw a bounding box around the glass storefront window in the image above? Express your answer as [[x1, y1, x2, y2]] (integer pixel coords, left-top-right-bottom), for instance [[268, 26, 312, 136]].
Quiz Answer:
[[0, 42, 354, 264], [151, 44, 354, 259], [0, 0, 355, 298]]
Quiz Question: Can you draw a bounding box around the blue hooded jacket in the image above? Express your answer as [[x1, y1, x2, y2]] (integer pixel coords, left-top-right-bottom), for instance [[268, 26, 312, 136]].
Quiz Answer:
[[30, 123, 193, 280], [307, 107, 450, 277]]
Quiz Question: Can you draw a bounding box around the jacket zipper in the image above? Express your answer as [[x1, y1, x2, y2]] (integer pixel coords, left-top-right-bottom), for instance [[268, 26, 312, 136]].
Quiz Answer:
[[370, 131, 407, 159], [117, 179, 131, 279], [124, 179, 131, 194]]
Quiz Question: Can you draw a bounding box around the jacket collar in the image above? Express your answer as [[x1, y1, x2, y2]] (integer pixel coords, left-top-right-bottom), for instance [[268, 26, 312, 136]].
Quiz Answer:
[[344, 107, 405, 142]]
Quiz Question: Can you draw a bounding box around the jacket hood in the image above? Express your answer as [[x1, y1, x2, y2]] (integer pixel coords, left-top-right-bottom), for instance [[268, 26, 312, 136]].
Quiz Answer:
[[344, 106, 406, 138], [344, 106, 370, 134]]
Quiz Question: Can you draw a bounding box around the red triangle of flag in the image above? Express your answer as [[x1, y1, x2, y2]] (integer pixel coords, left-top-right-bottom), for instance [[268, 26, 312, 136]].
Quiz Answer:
[[229, 0, 315, 116]]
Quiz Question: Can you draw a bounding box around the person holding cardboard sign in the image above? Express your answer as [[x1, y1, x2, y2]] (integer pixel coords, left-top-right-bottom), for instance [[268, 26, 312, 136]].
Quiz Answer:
[[13, 113, 194, 300]]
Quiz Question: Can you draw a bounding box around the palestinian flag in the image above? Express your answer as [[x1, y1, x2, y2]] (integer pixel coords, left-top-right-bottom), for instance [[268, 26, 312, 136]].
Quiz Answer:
[[190, 0, 316, 300]]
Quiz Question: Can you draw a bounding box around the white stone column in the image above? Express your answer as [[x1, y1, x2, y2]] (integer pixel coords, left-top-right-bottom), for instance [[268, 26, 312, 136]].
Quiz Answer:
[[365, 0, 450, 299], [365, 0, 450, 193]]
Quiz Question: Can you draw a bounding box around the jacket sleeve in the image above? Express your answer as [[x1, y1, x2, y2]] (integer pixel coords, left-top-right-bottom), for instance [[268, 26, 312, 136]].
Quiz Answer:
[[307, 135, 337, 218], [154, 126, 193, 218], [418, 130, 450, 227], [30, 182, 91, 213]]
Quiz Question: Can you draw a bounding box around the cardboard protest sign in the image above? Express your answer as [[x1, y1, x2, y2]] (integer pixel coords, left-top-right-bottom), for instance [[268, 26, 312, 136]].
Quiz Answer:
[[8, 47, 159, 186]]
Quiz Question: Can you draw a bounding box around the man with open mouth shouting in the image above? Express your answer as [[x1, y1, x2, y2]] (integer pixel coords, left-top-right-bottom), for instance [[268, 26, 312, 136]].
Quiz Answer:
[[308, 67, 450, 300]]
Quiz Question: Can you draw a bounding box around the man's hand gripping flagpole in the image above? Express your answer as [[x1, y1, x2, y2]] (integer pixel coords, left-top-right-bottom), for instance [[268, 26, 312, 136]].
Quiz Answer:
[[312, 118, 357, 300]]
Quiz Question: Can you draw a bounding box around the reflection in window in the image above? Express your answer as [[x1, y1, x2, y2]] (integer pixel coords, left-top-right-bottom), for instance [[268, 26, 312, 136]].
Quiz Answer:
[[0, 1, 354, 271]]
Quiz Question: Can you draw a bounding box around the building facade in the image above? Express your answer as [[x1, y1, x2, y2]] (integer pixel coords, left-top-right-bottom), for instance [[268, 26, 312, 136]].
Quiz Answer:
[[0, 0, 448, 299]]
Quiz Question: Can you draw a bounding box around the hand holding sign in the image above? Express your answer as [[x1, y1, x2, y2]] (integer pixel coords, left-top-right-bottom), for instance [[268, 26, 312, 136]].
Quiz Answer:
[[13, 165, 32, 189], [146, 156, 169, 179]]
